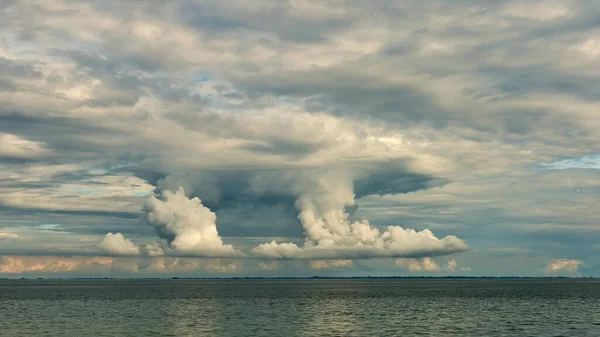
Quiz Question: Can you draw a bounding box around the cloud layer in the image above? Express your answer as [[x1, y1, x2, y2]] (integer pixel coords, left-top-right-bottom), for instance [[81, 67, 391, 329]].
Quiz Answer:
[[0, 0, 599, 275]]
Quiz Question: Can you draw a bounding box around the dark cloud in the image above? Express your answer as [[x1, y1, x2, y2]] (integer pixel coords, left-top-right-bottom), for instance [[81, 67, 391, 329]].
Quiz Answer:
[[178, 0, 353, 43], [233, 67, 452, 128], [355, 167, 446, 198], [149, 164, 445, 239], [0, 205, 138, 220]]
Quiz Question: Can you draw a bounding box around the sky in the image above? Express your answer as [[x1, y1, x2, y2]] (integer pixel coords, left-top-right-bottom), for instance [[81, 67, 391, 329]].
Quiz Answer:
[[0, 0, 598, 278]]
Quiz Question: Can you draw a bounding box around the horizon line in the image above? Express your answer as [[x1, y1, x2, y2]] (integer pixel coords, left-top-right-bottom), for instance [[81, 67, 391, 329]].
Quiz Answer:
[[1, 276, 596, 280]]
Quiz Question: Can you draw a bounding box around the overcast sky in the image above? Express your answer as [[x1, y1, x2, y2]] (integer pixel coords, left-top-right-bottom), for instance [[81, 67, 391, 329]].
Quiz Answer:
[[0, 0, 598, 277]]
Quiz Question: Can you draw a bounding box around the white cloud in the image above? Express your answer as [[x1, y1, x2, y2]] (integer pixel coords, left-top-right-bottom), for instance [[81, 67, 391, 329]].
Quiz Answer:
[[0, 133, 48, 159], [252, 171, 468, 259], [310, 259, 353, 269], [0, 232, 20, 240], [447, 258, 457, 271], [572, 38, 600, 58], [395, 257, 440, 272], [252, 241, 304, 259], [546, 259, 581, 274], [142, 188, 237, 257], [253, 227, 467, 259], [96, 232, 141, 256]]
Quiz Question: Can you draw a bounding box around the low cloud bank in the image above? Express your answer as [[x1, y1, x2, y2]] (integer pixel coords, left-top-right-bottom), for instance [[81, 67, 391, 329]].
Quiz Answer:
[[0, 256, 238, 274], [253, 227, 467, 259]]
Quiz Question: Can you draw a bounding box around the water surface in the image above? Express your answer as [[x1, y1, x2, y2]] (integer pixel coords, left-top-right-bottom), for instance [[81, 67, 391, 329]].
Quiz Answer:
[[1, 278, 599, 336]]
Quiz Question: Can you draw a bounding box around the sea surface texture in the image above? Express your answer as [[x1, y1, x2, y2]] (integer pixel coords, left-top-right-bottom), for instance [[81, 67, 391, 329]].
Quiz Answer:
[[1, 278, 598, 336]]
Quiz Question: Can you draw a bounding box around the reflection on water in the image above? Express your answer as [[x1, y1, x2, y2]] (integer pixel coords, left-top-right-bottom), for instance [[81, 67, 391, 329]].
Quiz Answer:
[[1, 279, 599, 336]]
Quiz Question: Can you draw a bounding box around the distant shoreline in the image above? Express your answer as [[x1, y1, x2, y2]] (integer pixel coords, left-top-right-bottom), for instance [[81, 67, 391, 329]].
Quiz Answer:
[[0, 276, 596, 281]]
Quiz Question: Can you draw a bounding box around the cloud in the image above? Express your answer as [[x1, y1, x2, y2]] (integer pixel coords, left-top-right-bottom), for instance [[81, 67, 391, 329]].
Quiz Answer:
[[0, 256, 113, 274], [395, 257, 441, 272], [0, 166, 154, 215], [142, 188, 237, 257], [251, 171, 468, 259], [0, 256, 239, 274], [542, 155, 600, 170], [143, 166, 465, 260], [502, 0, 572, 21], [253, 227, 467, 259], [258, 261, 281, 271], [153, 165, 443, 239], [96, 232, 141, 256], [0, 0, 598, 276], [140, 257, 237, 274], [252, 241, 304, 259], [444, 258, 471, 272], [0, 132, 48, 159], [310, 259, 353, 269], [0, 232, 19, 240], [546, 259, 581, 274], [447, 258, 457, 271]]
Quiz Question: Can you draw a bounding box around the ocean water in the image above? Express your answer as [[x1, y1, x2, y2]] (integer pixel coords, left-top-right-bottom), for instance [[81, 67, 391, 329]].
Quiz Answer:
[[1, 278, 599, 336]]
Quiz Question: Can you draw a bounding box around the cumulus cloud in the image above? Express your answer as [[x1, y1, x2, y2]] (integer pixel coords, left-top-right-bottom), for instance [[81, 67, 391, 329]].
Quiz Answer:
[[133, 168, 466, 260], [252, 241, 305, 259], [251, 172, 468, 259], [142, 188, 237, 257], [310, 259, 353, 269], [140, 241, 168, 257], [443, 258, 470, 272], [447, 258, 457, 271], [395, 257, 441, 272], [94, 169, 466, 260], [96, 232, 141, 256], [546, 259, 581, 274], [253, 227, 467, 259], [92, 233, 166, 257]]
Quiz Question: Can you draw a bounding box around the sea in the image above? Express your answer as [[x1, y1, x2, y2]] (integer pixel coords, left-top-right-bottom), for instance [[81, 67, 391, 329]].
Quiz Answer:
[[1, 278, 598, 336]]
